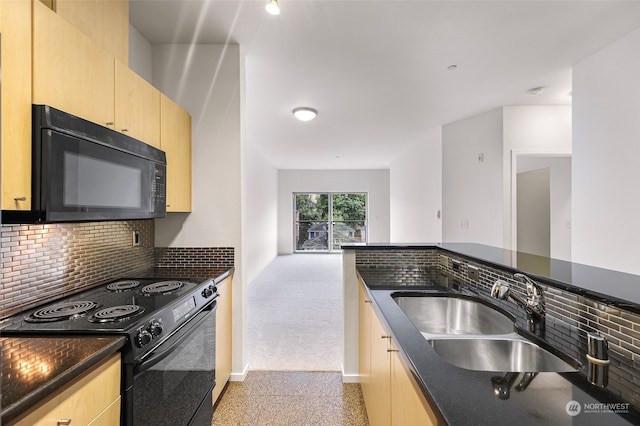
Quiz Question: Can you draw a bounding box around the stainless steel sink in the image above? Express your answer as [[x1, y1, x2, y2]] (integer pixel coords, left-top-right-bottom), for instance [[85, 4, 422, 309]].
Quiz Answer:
[[427, 336, 580, 372], [392, 293, 580, 373], [393, 295, 514, 335]]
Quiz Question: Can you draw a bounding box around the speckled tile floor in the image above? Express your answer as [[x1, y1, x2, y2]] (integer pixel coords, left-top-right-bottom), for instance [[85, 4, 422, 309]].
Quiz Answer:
[[212, 371, 369, 425]]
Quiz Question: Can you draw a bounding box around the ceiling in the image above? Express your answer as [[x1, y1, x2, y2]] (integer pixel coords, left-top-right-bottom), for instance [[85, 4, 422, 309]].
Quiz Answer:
[[129, 0, 640, 170]]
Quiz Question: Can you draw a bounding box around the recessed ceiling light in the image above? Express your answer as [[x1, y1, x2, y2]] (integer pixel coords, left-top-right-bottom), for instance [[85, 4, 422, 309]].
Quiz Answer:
[[293, 107, 318, 122], [527, 87, 544, 96], [265, 0, 280, 15]]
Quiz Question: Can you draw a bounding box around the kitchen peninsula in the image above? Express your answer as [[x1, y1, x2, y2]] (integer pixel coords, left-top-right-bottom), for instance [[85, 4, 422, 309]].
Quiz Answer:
[[343, 243, 640, 425]]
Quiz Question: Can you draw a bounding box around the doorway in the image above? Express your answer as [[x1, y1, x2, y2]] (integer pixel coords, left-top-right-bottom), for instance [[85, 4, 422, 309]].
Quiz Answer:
[[512, 153, 571, 262]]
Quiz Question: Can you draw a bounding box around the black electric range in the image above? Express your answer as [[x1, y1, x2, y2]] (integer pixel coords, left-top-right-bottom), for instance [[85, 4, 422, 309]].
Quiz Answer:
[[1, 277, 220, 426]]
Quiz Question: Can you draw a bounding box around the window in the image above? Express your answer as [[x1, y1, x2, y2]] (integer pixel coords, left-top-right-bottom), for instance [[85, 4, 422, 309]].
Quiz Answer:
[[294, 193, 367, 252]]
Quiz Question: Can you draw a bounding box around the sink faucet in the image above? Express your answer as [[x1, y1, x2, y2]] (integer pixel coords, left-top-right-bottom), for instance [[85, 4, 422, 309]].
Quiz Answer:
[[491, 273, 546, 336]]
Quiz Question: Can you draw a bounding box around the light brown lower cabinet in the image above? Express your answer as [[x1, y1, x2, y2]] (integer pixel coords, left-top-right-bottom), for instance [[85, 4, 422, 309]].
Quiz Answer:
[[12, 352, 121, 426], [391, 349, 440, 425], [212, 275, 233, 404], [359, 277, 441, 426]]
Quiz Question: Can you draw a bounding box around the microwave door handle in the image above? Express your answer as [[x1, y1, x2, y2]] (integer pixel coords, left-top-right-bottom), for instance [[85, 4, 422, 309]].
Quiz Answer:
[[134, 305, 215, 374]]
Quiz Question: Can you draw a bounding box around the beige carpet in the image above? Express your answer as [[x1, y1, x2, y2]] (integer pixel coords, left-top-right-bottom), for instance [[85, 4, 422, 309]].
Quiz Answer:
[[247, 254, 343, 371]]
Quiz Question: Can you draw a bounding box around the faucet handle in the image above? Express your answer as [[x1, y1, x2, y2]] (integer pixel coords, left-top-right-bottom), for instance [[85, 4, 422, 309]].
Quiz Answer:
[[491, 280, 511, 300], [514, 273, 545, 314]]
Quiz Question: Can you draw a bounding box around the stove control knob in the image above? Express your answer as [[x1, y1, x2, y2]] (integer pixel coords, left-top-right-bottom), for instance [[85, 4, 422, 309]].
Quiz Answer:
[[149, 321, 163, 337], [201, 287, 214, 298], [136, 330, 152, 347]]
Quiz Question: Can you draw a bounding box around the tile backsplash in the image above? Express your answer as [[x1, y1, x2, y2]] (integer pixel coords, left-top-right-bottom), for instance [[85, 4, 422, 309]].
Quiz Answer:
[[1, 221, 155, 319], [355, 248, 640, 411], [0, 220, 236, 320]]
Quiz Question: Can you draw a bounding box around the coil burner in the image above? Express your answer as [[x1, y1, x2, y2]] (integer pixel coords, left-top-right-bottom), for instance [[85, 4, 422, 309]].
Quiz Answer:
[[89, 305, 144, 323], [26, 301, 98, 323], [107, 280, 141, 292], [140, 281, 185, 296]]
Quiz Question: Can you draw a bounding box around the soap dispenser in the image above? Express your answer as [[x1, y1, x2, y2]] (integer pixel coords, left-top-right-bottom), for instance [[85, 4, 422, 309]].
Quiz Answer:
[[586, 333, 609, 387]]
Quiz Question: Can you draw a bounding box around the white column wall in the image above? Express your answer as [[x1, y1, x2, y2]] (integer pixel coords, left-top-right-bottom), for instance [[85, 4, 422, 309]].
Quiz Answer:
[[150, 43, 249, 379], [277, 170, 390, 255], [243, 146, 278, 284], [573, 27, 640, 274], [389, 127, 442, 243]]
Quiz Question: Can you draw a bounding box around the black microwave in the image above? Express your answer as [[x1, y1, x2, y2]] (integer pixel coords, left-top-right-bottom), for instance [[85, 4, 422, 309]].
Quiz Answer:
[[2, 105, 166, 223]]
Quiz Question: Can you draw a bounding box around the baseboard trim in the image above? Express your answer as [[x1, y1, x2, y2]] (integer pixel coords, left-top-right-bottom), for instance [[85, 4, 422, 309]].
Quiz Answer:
[[229, 363, 250, 382], [342, 369, 361, 383]]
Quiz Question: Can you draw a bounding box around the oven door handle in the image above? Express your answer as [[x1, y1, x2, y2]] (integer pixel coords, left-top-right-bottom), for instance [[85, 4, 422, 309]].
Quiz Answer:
[[134, 303, 216, 375]]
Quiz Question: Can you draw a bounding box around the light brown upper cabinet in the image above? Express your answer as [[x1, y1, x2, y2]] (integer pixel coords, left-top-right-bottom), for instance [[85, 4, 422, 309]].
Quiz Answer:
[[1, 0, 33, 210], [54, 0, 129, 65], [33, 0, 116, 129], [115, 61, 161, 148], [161, 94, 192, 212]]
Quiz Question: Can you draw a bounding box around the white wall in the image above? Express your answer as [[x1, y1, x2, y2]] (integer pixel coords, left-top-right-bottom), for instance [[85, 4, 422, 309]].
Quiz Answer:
[[573, 26, 640, 274], [442, 106, 572, 251], [152, 44, 242, 248], [389, 127, 442, 243], [128, 24, 153, 83], [442, 108, 504, 246], [277, 170, 390, 255]]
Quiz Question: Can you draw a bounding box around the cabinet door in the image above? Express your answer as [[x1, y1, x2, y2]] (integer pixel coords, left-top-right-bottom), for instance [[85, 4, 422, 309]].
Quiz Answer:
[[369, 308, 392, 426], [358, 278, 372, 408], [54, 0, 129, 65], [33, 0, 115, 129], [14, 353, 121, 426], [1, 0, 32, 210], [160, 94, 192, 212], [391, 350, 440, 426], [212, 275, 233, 404], [115, 60, 161, 148]]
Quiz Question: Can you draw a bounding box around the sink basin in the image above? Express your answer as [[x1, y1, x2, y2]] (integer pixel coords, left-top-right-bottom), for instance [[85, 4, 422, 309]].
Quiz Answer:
[[393, 294, 514, 335], [428, 337, 580, 372]]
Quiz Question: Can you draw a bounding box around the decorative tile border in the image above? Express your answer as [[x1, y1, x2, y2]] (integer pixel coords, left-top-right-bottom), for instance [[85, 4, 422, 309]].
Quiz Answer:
[[355, 248, 640, 410], [154, 247, 235, 269]]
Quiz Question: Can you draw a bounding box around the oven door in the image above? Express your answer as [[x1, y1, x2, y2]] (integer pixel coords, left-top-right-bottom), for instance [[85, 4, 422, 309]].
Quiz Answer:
[[132, 303, 216, 426]]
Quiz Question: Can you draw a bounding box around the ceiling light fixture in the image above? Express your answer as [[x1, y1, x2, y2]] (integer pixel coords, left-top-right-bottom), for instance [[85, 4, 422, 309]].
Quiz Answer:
[[293, 107, 318, 122], [527, 87, 544, 96], [265, 0, 280, 15]]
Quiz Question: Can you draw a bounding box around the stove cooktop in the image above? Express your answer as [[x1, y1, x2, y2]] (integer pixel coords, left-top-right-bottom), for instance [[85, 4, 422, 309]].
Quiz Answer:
[[1, 277, 212, 334]]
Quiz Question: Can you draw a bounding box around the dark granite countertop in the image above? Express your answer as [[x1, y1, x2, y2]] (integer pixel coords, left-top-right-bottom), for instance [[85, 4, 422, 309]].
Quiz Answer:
[[346, 243, 640, 313], [0, 336, 125, 425], [142, 266, 233, 284], [364, 285, 640, 425]]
